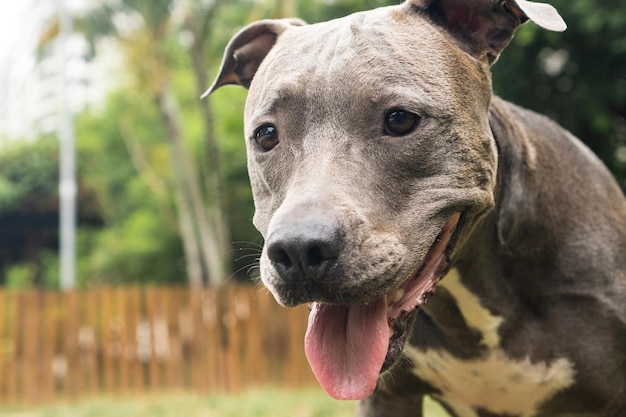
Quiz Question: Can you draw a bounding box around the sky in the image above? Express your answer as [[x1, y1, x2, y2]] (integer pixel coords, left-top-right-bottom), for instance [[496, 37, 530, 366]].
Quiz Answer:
[[0, 0, 39, 69], [0, 0, 51, 141], [0, 0, 112, 141], [0, 2, 26, 60], [0, 1, 37, 140]]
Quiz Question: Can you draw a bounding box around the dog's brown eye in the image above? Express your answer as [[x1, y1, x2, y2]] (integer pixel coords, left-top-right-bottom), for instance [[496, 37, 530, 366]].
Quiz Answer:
[[253, 124, 279, 151], [384, 109, 420, 136]]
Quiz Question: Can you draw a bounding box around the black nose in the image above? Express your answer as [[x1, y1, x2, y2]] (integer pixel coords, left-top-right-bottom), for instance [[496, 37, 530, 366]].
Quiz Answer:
[[266, 214, 343, 283]]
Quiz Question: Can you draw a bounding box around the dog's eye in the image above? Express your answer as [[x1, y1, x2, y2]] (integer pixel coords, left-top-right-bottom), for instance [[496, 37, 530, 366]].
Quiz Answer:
[[253, 124, 279, 151], [384, 109, 420, 136]]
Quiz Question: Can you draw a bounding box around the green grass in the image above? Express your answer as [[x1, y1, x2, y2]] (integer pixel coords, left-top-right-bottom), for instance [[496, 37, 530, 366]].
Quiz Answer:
[[0, 389, 450, 417]]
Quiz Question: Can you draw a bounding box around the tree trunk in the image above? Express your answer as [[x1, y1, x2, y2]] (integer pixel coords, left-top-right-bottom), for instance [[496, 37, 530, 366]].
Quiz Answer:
[[155, 84, 226, 286], [172, 180, 204, 288], [186, 3, 232, 285]]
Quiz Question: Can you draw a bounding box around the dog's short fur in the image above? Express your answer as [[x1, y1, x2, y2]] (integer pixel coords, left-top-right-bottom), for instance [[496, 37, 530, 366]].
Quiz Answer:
[[206, 1, 626, 416]]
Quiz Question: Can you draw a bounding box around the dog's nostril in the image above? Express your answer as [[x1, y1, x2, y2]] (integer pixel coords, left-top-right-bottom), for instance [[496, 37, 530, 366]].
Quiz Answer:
[[268, 246, 293, 268], [308, 246, 324, 266]]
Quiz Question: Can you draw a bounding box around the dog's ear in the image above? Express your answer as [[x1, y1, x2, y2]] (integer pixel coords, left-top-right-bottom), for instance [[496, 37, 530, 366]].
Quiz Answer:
[[408, 0, 566, 64], [201, 18, 306, 98]]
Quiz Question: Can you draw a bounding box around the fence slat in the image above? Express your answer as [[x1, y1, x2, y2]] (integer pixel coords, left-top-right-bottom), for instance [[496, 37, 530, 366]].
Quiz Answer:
[[100, 288, 115, 393], [21, 291, 44, 401], [1, 285, 317, 405], [40, 292, 56, 402], [145, 287, 159, 391], [0, 291, 6, 402], [10, 291, 23, 403], [164, 287, 183, 390], [65, 291, 80, 400]]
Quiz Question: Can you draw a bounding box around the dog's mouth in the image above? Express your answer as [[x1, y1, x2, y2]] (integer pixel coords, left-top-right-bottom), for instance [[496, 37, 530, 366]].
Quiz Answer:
[[304, 212, 461, 401]]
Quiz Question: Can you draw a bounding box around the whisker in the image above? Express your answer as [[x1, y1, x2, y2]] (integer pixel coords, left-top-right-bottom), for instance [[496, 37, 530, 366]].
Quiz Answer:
[[230, 263, 256, 278], [247, 269, 261, 282], [231, 240, 264, 249], [234, 253, 262, 262], [253, 278, 268, 292], [231, 247, 262, 256]]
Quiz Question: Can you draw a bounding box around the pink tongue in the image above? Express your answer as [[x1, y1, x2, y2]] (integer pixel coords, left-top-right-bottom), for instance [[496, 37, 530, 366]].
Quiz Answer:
[[304, 298, 389, 400]]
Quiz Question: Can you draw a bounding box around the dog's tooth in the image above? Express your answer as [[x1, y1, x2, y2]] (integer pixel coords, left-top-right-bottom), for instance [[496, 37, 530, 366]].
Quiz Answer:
[[392, 289, 404, 303]]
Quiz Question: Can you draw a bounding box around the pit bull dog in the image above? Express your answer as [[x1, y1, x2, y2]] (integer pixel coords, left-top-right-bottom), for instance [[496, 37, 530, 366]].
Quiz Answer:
[[204, 0, 626, 415]]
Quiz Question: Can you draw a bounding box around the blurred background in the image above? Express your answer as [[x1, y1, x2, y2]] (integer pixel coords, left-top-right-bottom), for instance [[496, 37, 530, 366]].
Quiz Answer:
[[0, 0, 624, 415]]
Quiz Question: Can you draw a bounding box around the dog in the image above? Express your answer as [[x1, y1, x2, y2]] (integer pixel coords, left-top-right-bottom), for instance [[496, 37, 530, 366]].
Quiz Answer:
[[204, 1, 626, 415]]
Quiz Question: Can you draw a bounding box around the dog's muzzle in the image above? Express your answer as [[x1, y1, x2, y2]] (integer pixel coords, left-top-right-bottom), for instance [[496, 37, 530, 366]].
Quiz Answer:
[[260, 205, 461, 401]]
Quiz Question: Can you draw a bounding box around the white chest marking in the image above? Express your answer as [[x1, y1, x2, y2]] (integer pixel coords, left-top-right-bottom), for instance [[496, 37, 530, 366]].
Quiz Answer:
[[439, 270, 504, 349], [407, 269, 576, 417]]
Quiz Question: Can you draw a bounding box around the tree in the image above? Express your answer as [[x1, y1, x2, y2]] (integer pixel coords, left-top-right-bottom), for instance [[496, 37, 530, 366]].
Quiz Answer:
[[493, 0, 626, 190], [5, 0, 621, 288], [74, 91, 186, 286], [69, 0, 235, 286], [0, 138, 102, 286]]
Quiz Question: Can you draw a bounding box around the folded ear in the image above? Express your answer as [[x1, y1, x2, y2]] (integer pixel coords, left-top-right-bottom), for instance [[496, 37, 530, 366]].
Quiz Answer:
[[509, 0, 567, 32], [201, 18, 306, 98], [409, 0, 566, 64]]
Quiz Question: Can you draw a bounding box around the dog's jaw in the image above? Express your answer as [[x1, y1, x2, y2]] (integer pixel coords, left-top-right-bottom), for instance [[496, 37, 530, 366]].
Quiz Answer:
[[303, 213, 461, 400], [382, 212, 461, 371]]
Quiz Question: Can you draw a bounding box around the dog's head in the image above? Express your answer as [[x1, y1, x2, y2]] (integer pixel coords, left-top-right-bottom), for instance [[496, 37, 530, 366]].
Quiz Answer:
[[205, 0, 564, 401]]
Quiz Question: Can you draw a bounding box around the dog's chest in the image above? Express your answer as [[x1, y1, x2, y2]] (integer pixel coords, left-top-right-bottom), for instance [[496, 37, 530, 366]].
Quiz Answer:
[[404, 270, 576, 417]]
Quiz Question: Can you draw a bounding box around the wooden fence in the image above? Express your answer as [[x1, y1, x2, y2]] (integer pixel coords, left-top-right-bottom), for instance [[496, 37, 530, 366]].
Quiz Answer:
[[0, 285, 317, 404]]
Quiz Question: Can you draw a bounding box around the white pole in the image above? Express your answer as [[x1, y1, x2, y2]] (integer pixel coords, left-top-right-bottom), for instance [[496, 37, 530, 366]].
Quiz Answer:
[[58, 0, 76, 290]]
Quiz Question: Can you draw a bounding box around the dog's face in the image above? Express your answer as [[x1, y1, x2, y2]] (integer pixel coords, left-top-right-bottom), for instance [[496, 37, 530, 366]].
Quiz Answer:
[[247, 8, 497, 301], [206, 0, 565, 402]]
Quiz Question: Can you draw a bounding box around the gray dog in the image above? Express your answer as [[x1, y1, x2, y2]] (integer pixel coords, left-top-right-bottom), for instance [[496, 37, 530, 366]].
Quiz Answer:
[[205, 0, 626, 415]]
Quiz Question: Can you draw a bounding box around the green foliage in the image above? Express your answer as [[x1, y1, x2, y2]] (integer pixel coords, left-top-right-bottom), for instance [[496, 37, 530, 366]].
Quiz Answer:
[[81, 209, 183, 285], [77, 92, 166, 221], [73, 91, 185, 286], [0, 139, 64, 286], [5, 263, 38, 289], [0, 138, 58, 213], [209, 87, 258, 260], [0, 177, 19, 213], [493, 0, 626, 187]]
